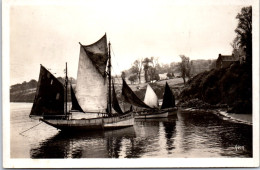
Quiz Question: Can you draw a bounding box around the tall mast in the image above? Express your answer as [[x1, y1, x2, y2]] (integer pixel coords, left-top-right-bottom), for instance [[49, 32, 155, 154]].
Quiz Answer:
[[65, 62, 68, 119], [108, 42, 112, 116]]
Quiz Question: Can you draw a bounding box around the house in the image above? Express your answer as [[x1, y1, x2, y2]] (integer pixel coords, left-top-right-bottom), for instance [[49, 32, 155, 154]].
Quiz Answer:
[[216, 54, 239, 69], [159, 73, 168, 80]]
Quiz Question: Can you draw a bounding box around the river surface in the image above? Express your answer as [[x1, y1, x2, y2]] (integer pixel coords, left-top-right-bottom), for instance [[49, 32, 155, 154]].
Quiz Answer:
[[10, 103, 252, 158]]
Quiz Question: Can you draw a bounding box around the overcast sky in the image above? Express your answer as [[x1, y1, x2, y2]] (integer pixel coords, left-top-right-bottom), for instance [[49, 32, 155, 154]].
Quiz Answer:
[[8, 0, 252, 85]]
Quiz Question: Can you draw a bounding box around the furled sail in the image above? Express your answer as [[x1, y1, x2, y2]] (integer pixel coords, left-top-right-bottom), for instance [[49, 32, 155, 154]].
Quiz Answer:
[[70, 85, 84, 112], [161, 82, 176, 109], [112, 82, 123, 114], [76, 35, 108, 112], [122, 79, 151, 109], [144, 84, 159, 108], [30, 65, 64, 118]]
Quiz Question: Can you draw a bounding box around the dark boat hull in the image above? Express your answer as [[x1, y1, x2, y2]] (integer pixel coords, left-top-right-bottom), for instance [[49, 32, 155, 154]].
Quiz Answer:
[[164, 107, 178, 116], [135, 110, 168, 119], [40, 112, 134, 131]]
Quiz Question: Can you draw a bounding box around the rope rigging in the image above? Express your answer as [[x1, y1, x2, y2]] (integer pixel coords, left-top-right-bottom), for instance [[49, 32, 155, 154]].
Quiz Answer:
[[110, 45, 123, 85], [19, 121, 43, 136]]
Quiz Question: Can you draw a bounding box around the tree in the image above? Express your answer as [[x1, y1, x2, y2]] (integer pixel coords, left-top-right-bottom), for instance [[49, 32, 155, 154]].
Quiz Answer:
[[167, 72, 174, 79], [149, 57, 160, 81], [142, 57, 161, 82], [28, 79, 37, 89], [149, 67, 160, 82], [153, 72, 160, 81], [160, 63, 170, 74], [233, 6, 252, 64], [128, 74, 138, 84], [130, 59, 143, 84], [121, 71, 126, 80], [179, 55, 191, 84], [142, 57, 152, 82]]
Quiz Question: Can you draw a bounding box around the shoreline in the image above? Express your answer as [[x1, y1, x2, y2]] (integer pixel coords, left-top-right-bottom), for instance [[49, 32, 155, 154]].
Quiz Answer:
[[180, 107, 252, 126], [215, 110, 252, 125]]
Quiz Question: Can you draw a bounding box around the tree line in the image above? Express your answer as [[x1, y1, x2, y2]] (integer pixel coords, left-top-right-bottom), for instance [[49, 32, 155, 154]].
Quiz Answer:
[[123, 6, 252, 86], [231, 6, 252, 66], [121, 57, 180, 84], [122, 55, 216, 85]]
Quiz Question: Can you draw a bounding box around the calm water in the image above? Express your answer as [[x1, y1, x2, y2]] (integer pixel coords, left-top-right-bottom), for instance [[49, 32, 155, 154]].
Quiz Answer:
[[10, 103, 252, 158]]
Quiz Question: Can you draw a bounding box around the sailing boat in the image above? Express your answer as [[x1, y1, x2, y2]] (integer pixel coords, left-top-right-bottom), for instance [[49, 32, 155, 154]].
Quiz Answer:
[[122, 80, 168, 118], [30, 34, 134, 131], [160, 82, 178, 116]]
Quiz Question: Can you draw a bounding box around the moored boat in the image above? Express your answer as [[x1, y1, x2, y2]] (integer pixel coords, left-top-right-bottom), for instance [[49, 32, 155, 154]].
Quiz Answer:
[[163, 107, 178, 116], [135, 109, 168, 119], [30, 34, 134, 131], [122, 81, 168, 118], [40, 112, 134, 131]]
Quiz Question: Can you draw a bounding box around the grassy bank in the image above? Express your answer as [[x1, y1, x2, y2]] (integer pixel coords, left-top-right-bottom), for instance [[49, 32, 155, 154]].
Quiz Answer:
[[179, 63, 252, 114], [114, 78, 185, 101]]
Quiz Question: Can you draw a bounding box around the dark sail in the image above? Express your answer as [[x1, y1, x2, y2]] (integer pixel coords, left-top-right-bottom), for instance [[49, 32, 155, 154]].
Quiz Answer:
[[122, 79, 151, 109], [112, 82, 123, 114], [161, 82, 175, 109], [70, 85, 84, 112], [30, 65, 64, 118]]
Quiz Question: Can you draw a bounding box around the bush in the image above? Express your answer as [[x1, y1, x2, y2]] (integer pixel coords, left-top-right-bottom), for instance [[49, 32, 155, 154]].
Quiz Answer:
[[179, 63, 252, 114]]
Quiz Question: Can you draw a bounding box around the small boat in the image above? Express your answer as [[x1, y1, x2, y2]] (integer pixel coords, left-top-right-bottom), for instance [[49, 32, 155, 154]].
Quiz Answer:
[[160, 82, 178, 116], [30, 34, 134, 131], [122, 81, 168, 118], [134, 110, 168, 119]]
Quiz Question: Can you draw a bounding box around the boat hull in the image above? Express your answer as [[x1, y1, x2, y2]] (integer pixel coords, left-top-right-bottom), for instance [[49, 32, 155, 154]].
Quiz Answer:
[[40, 112, 134, 131], [135, 110, 168, 119], [164, 107, 178, 116]]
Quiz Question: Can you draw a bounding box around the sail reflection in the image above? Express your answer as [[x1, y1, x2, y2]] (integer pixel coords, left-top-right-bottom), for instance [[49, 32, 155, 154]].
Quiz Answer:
[[30, 127, 136, 158], [162, 115, 177, 152]]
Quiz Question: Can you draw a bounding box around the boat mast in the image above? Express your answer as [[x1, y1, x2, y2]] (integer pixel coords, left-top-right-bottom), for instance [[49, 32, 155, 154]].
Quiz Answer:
[[65, 62, 68, 119], [108, 42, 112, 116]]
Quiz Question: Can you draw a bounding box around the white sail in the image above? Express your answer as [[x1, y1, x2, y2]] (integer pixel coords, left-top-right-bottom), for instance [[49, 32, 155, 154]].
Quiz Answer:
[[76, 35, 108, 112], [144, 84, 159, 108]]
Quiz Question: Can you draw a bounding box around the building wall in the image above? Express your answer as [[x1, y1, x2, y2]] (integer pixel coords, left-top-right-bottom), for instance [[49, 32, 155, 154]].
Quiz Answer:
[[216, 54, 239, 69], [159, 73, 167, 80], [216, 60, 221, 69], [222, 61, 234, 68]]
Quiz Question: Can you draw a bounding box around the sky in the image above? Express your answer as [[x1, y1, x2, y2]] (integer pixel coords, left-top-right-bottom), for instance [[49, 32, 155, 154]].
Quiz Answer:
[[8, 0, 253, 85]]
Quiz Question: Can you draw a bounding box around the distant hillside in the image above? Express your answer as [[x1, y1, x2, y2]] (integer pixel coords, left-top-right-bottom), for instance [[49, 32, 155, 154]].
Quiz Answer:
[[10, 77, 76, 102], [10, 75, 185, 107], [179, 62, 252, 114]]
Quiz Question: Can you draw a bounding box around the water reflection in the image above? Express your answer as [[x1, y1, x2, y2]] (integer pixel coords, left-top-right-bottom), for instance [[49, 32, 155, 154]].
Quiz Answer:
[[176, 110, 252, 157], [26, 108, 252, 158], [134, 117, 178, 157], [162, 115, 177, 153], [30, 127, 136, 158]]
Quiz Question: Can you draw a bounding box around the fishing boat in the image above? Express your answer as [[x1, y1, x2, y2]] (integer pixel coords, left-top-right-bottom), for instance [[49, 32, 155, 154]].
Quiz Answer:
[[122, 80, 168, 118], [160, 82, 178, 116], [29, 34, 134, 131]]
